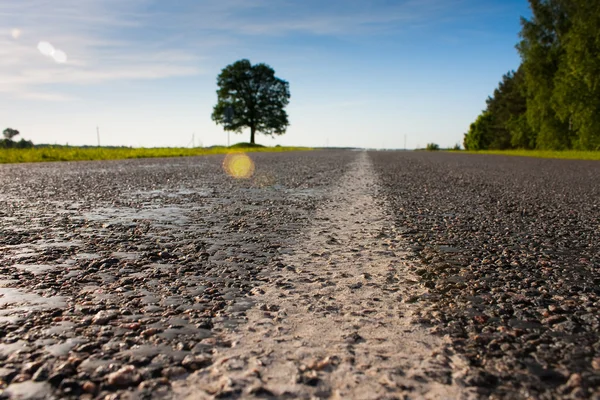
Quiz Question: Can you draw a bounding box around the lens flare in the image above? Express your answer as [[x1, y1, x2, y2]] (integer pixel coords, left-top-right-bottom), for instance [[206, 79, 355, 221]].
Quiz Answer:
[[223, 153, 255, 179], [52, 50, 67, 63], [10, 29, 21, 39], [37, 41, 55, 56], [37, 41, 68, 63]]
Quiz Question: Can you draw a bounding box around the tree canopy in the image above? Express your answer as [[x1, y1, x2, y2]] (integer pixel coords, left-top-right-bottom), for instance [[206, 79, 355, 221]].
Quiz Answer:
[[211, 59, 290, 145], [464, 68, 532, 150], [3, 128, 19, 140], [464, 0, 600, 151], [0, 128, 33, 149]]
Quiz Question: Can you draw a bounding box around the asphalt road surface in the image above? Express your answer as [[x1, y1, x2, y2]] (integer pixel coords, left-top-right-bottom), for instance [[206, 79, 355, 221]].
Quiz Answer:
[[0, 150, 598, 399]]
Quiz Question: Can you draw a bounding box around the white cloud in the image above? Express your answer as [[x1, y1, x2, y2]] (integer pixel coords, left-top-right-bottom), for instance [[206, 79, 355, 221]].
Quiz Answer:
[[0, 0, 205, 101], [0, 0, 463, 101], [18, 91, 75, 102], [184, 0, 463, 36]]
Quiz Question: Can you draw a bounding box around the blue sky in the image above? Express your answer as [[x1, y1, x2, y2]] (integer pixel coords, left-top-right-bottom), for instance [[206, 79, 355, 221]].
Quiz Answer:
[[1, 0, 531, 148]]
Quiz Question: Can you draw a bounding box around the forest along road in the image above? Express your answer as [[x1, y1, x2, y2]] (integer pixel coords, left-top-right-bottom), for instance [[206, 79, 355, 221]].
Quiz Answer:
[[0, 150, 598, 400]]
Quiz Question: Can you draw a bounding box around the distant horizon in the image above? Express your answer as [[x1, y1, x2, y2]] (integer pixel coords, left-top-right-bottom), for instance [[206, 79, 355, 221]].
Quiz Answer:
[[30, 141, 418, 150], [11, 135, 487, 150], [1, 0, 530, 149]]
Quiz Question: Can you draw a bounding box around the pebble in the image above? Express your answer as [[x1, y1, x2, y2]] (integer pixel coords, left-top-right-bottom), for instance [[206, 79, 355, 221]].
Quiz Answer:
[[107, 365, 141, 387], [11, 373, 32, 383], [566, 373, 583, 389], [161, 366, 187, 378], [181, 354, 213, 371], [22, 361, 43, 375], [82, 381, 97, 394], [141, 328, 160, 337], [92, 311, 118, 325]]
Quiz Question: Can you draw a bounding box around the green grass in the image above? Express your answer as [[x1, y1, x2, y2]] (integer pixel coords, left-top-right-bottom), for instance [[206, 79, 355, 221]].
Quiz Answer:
[[0, 145, 312, 164], [453, 149, 600, 161]]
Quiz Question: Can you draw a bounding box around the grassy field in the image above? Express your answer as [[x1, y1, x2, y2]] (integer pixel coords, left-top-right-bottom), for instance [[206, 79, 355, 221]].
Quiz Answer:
[[457, 149, 600, 161], [0, 145, 312, 164]]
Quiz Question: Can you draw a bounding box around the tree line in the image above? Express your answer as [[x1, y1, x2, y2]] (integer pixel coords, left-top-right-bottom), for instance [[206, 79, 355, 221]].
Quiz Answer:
[[464, 0, 600, 151], [1, 128, 33, 149]]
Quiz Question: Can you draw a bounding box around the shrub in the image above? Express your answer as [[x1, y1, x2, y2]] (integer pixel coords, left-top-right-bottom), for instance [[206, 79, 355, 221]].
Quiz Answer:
[[229, 142, 265, 148]]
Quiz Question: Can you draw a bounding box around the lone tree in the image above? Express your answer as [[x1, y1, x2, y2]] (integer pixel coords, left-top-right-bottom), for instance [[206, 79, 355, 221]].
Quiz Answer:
[[3, 128, 19, 140], [212, 59, 290, 145]]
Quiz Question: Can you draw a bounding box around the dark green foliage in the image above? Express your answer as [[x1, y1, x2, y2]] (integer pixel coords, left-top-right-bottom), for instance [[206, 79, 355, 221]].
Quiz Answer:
[[0, 138, 34, 149], [490, 68, 530, 149], [551, 1, 600, 150], [426, 143, 440, 151], [507, 113, 536, 149], [464, 112, 494, 150], [212, 59, 290, 144], [464, 69, 530, 150], [467, 0, 600, 151], [3, 128, 19, 140], [16, 139, 34, 148], [0, 128, 33, 149], [518, 0, 571, 149], [229, 142, 265, 148]]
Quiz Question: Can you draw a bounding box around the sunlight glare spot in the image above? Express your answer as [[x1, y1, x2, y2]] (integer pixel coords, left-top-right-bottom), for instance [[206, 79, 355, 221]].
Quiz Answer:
[[37, 41, 55, 56], [223, 153, 255, 179], [10, 29, 21, 39], [37, 41, 68, 64], [53, 50, 68, 63]]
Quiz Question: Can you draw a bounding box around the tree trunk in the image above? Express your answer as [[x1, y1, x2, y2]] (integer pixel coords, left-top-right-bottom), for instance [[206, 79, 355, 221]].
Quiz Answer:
[[250, 125, 256, 144]]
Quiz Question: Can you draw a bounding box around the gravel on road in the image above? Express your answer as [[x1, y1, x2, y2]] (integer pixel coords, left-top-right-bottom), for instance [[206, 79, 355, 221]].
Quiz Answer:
[[172, 151, 470, 400], [371, 151, 600, 399], [1, 150, 599, 400], [0, 151, 352, 399]]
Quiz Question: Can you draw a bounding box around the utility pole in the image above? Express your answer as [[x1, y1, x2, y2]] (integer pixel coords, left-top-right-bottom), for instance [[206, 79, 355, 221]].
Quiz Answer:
[[404, 134, 407, 151], [96, 126, 100, 147], [192, 133, 195, 148]]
